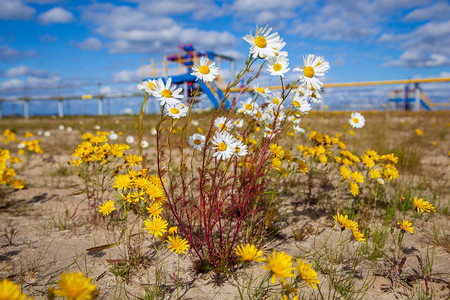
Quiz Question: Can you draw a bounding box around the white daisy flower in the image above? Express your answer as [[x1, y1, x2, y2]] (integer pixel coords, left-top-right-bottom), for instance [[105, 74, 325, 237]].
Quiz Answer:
[[234, 139, 248, 157], [243, 25, 283, 59], [153, 77, 184, 106], [292, 96, 312, 114], [263, 126, 280, 138], [37, 130, 43, 136], [214, 116, 233, 131], [293, 54, 330, 90], [126, 135, 134, 144], [140, 140, 149, 148], [211, 131, 237, 160], [266, 92, 283, 108], [109, 132, 118, 140], [138, 79, 157, 95], [43, 131, 51, 137], [253, 84, 271, 98], [239, 98, 258, 115], [293, 125, 305, 133], [17, 142, 25, 149], [377, 178, 385, 185], [349, 112, 365, 128], [191, 120, 199, 126], [164, 102, 188, 119], [234, 119, 244, 128], [188, 133, 205, 150], [94, 125, 101, 130], [266, 56, 290, 77], [191, 57, 220, 82], [309, 89, 323, 104], [66, 126, 72, 132], [58, 124, 64, 130], [150, 128, 157, 135]]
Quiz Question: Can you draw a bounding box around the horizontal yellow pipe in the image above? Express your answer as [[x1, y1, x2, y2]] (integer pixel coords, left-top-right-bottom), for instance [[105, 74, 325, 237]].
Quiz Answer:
[[226, 77, 450, 92]]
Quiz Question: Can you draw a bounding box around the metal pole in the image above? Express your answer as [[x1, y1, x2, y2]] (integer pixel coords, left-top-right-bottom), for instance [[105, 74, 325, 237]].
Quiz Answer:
[[414, 83, 420, 111], [58, 99, 64, 117], [24, 100, 29, 119], [98, 98, 103, 116]]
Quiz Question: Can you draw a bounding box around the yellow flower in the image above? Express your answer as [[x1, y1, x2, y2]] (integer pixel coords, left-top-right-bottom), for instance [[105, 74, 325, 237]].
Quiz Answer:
[[351, 171, 364, 183], [262, 250, 296, 284], [296, 259, 320, 289], [369, 168, 381, 179], [98, 200, 116, 216], [350, 182, 359, 196], [143, 216, 168, 238], [352, 228, 365, 242], [72, 159, 82, 167], [318, 155, 327, 164], [54, 272, 97, 300], [168, 226, 178, 236], [340, 166, 351, 180], [146, 202, 162, 217], [412, 197, 436, 213], [269, 144, 284, 159], [397, 220, 414, 234], [125, 154, 142, 167], [415, 128, 423, 136], [113, 174, 131, 191], [235, 244, 265, 262], [0, 278, 31, 300], [166, 235, 189, 254], [332, 213, 358, 230]]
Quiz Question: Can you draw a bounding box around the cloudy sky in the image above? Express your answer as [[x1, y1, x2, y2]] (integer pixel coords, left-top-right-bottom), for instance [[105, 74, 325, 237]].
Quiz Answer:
[[0, 0, 449, 113]]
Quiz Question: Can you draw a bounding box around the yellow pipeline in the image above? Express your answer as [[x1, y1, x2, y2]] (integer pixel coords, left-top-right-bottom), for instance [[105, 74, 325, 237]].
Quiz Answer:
[[226, 77, 450, 92]]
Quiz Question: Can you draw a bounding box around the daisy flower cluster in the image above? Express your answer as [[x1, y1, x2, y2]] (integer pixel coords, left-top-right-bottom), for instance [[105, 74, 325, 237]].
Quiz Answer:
[[138, 77, 188, 119], [238, 26, 330, 143]]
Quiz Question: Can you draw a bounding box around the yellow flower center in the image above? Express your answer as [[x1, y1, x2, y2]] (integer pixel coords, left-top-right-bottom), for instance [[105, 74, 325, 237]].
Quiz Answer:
[[245, 103, 253, 110], [162, 89, 172, 98], [273, 63, 282, 71], [194, 139, 202, 145], [254, 36, 267, 48], [303, 66, 315, 78], [147, 82, 156, 91], [170, 107, 179, 114], [219, 123, 226, 130], [256, 87, 265, 94], [293, 100, 301, 108], [273, 98, 279, 105], [235, 146, 241, 153], [199, 65, 210, 75], [353, 118, 359, 123], [256, 111, 262, 118], [218, 142, 227, 151]]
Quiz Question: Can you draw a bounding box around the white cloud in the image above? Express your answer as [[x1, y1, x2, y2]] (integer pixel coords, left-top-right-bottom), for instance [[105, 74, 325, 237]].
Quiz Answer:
[[38, 7, 75, 25], [112, 68, 142, 82], [403, 2, 450, 21], [39, 33, 58, 42], [0, 0, 35, 20], [382, 21, 450, 68], [0, 44, 35, 61], [0, 78, 24, 91], [4, 65, 49, 77], [76, 37, 103, 50], [81, 3, 238, 55], [26, 75, 61, 87]]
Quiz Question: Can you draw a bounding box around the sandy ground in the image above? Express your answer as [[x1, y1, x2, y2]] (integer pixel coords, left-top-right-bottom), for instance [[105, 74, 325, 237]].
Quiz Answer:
[[0, 114, 449, 299]]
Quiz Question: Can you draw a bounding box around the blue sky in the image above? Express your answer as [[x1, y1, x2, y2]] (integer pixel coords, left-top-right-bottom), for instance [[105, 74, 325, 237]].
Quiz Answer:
[[0, 0, 449, 114]]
